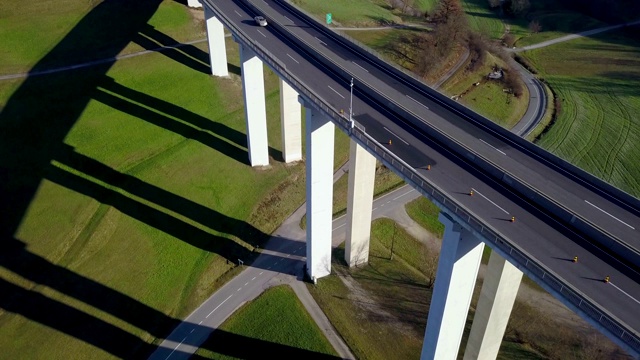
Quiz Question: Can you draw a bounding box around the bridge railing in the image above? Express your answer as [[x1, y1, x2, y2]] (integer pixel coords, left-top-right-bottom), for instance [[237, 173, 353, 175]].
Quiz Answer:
[[202, 0, 639, 354]]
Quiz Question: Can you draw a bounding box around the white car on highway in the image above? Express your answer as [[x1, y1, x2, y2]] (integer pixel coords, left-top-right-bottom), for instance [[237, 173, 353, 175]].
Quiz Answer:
[[254, 16, 267, 27]]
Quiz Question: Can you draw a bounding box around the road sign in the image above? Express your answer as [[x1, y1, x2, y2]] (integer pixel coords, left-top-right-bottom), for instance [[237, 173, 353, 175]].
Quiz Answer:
[[326, 13, 332, 24]]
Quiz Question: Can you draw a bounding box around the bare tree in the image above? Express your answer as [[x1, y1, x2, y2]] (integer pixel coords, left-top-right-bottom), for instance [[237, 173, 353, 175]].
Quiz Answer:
[[422, 246, 439, 289], [528, 19, 542, 33], [432, 0, 463, 23]]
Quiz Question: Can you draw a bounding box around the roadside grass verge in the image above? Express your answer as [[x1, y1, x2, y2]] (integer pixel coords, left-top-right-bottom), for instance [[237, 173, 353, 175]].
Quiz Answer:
[[405, 197, 444, 238], [522, 28, 640, 197], [195, 285, 338, 359]]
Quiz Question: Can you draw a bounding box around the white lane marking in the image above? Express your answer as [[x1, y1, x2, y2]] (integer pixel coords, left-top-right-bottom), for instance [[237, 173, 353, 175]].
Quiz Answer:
[[479, 139, 507, 155], [251, 277, 256, 281], [190, 329, 195, 334], [407, 95, 429, 110], [244, 282, 249, 286], [234, 10, 242, 17], [393, 189, 415, 201], [236, 288, 241, 292], [199, 321, 203, 325], [383, 126, 409, 145], [471, 188, 510, 214], [315, 36, 327, 45], [256, 29, 267, 38], [298, 246, 304, 250], [352, 61, 369, 73], [585, 200, 635, 230], [267, 266, 271, 270], [372, 207, 378, 211], [284, 15, 292, 22], [327, 85, 345, 99], [286, 254, 291, 257], [609, 282, 640, 305], [167, 336, 189, 358], [286, 53, 299, 64], [206, 295, 233, 318], [259, 271, 264, 275]]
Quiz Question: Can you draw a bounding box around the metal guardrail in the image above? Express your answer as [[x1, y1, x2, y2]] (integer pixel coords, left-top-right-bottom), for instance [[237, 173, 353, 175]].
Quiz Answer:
[[202, 0, 639, 354]]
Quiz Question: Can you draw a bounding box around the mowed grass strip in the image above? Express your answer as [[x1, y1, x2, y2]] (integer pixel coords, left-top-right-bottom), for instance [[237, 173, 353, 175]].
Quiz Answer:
[[523, 27, 640, 196], [195, 285, 339, 359], [293, 0, 400, 26]]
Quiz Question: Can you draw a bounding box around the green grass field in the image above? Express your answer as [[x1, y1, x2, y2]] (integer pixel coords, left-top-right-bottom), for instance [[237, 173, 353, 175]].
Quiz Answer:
[[461, 0, 505, 39], [0, 1, 354, 358], [522, 27, 640, 197], [195, 285, 338, 359]]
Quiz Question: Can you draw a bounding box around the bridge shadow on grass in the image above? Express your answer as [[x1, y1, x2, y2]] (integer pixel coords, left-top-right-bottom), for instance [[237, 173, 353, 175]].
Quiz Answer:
[[134, 24, 212, 75], [1, 240, 334, 358], [94, 78, 251, 166], [0, 0, 301, 357]]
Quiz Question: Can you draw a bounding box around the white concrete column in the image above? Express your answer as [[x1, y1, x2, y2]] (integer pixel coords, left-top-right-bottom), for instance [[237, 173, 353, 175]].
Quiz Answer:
[[187, 0, 202, 8], [345, 140, 376, 267], [421, 213, 485, 360], [464, 251, 522, 360], [280, 79, 302, 163], [204, 6, 229, 77], [239, 43, 269, 167], [304, 104, 335, 280]]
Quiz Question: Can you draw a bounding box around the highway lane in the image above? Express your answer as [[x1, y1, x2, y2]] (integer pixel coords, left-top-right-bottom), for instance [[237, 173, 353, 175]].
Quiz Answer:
[[207, 0, 640, 343], [253, 0, 640, 251]]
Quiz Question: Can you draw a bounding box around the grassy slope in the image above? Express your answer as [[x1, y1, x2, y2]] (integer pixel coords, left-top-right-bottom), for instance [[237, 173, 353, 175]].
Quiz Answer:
[[195, 285, 338, 359], [523, 28, 640, 197], [0, 1, 350, 359]]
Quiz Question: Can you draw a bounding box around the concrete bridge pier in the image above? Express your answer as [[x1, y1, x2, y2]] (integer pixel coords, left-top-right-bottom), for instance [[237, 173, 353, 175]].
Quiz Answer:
[[464, 251, 523, 360], [204, 6, 228, 77], [422, 213, 484, 360], [280, 79, 302, 163], [301, 100, 335, 281], [345, 140, 376, 267], [239, 43, 269, 167]]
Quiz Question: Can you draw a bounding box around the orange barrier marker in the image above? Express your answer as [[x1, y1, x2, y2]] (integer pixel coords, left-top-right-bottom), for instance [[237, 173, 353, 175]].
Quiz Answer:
[[573, 256, 578, 263], [470, 190, 474, 196], [427, 165, 431, 170], [510, 216, 515, 222], [604, 276, 610, 283], [388, 140, 392, 145]]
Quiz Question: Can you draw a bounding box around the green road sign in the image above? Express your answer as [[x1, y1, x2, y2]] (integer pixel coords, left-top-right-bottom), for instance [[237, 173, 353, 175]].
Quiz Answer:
[[326, 13, 332, 24]]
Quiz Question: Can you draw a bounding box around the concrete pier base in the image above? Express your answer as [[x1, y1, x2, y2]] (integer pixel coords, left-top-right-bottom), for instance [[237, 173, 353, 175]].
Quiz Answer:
[[187, 0, 202, 8], [345, 139, 376, 267], [239, 43, 269, 167], [204, 7, 228, 77], [421, 213, 484, 360], [280, 79, 302, 163], [304, 104, 335, 280], [464, 251, 522, 360]]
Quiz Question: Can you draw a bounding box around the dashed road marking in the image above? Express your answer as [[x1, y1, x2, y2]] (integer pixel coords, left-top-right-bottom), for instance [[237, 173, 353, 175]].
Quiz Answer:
[[328, 85, 345, 99], [585, 200, 635, 229], [479, 139, 506, 155], [609, 282, 640, 305], [206, 295, 232, 318], [286, 53, 299, 64], [383, 126, 409, 145], [352, 61, 369, 73], [407, 94, 429, 110], [256, 29, 267, 38], [251, 277, 256, 281], [471, 188, 509, 214], [315, 36, 327, 45]]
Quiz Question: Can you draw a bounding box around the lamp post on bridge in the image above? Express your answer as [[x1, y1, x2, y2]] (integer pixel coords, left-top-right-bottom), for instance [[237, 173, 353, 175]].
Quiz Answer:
[[349, 77, 355, 130]]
